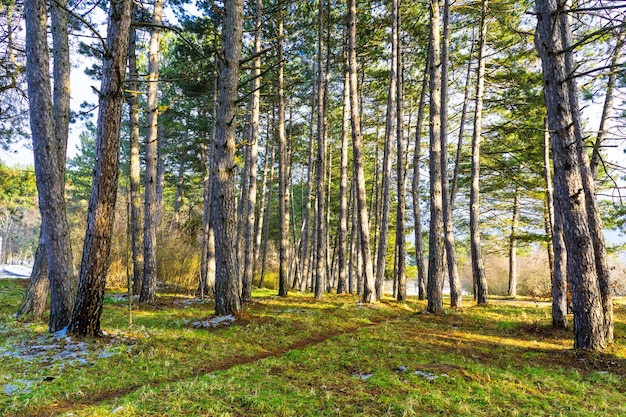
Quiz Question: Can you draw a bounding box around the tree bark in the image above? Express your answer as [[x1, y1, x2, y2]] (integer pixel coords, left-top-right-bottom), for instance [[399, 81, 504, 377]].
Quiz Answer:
[[127, 19, 143, 296], [395, 0, 406, 301], [24, 0, 74, 332], [375, 0, 399, 300], [535, 0, 606, 349], [470, 0, 489, 306], [412, 67, 428, 301], [140, 0, 164, 304], [277, 5, 290, 298], [507, 186, 520, 298], [213, 0, 244, 315], [68, 0, 133, 336], [441, 0, 462, 308], [427, 0, 445, 313], [241, 0, 262, 303], [337, 51, 350, 295], [17, 231, 49, 318], [347, 0, 375, 303]]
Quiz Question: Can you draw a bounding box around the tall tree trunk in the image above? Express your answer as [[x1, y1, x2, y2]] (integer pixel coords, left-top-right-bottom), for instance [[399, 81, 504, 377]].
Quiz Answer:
[[241, 0, 262, 303], [127, 19, 143, 296], [440, 0, 462, 308], [376, 0, 399, 300], [395, 0, 406, 301], [427, 0, 444, 313], [258, 145, 275, 289], [172, 156, 185, 232], [68, 0, 133, 336], [535, 0, 606, 350], [544, 118, 567, 329], [470, 0, 489, 306], [140, 0, 164, 304], [277, 4, 290, 298], [347, 0, 375, 303], [412, 67, 428, 301], [337, 51, 350, 295], [24, 0, 74, 332], [314, 0, 326, 300], [507, 186, 520, 298], [213, 0, 244, 315], [254, 140, 273, 277]]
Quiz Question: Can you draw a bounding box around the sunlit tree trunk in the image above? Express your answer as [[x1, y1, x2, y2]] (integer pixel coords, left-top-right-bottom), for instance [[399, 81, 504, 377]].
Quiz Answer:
[[427, 0, 444, 313], [507, 187, 520, 298], [470, 0, 489, 306], [535, 0, 606, 349], [441, 0, 461, 308], [337, 51, 350, 295], [140, 0, 164, 304], [347, 0, 375, 303], [375, 0, 398, 300], [17, 231, 49, 318], [412, 67, 428, 301], [24, 0, 74, 332], [68, 0, 133, 336], [395, 0, 406, 301], [127, 19, 143, 296]]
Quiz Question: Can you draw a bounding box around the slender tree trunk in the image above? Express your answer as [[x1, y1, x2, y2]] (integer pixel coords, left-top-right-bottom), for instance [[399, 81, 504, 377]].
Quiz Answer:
[[507, 187, 520, 297], [212, 0, 244, 315], [347, 0, 375, 303], [376, 0, 398, 300], [24, 0, 74, 332], [535, 0, 606, 349], [259, 144, 275, 289], [395, 1, 406, 301], [277, 5, 290, 298], [427, 0, 444, 313], [314, 0, 327, 300], [412, 67, 428, 301], [470, 0, 489, 306], [68, 0, 133, 336], [127, 19, 143, 296], [337, 52, 350, 295], [254, 140, 272, 277], [544, 118, 567, 329], [172, 156, 185, 232], [440, 0, 462, 308], [140, 0, 164, 304], [241, 0, 263, 303]]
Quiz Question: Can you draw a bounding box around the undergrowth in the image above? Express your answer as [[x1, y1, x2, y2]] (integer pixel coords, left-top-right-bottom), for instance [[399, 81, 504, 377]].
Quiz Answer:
[[0, 278, 624, 416]]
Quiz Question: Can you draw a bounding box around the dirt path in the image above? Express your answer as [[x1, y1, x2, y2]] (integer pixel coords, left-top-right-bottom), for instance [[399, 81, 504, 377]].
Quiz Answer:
[[17, 315, 400, 417]]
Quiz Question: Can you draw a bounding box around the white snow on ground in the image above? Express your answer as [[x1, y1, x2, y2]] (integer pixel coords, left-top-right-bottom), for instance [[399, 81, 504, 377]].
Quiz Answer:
[[0, 265, 32, 279], [187, 314, 236, 329]]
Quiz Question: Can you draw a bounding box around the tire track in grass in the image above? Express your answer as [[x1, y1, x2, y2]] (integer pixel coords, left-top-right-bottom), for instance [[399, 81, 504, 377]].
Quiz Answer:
[[17, 313, 403, 417]]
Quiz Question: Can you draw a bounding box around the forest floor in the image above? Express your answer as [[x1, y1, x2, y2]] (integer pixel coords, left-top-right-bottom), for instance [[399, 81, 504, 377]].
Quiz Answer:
[[0, 278, 625, 416]]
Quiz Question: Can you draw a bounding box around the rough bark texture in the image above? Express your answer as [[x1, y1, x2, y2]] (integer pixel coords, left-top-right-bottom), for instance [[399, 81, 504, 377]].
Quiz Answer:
[[427, 0, 444, 313], [140, 0, 163, 304], [337, 57, 350, 295], [277, 9, 290, 298], [440, 0, 461, 308], [507, 188, 520, 297], [127, 20, 143, 296], [241, 0, 262, 303], [395, 2, 406, 301], [213, 0, 244, 315], [24, 0, 74, 332], [17, 231, 49, 318], [313, 0, 326, 300], [68, 0, 133, 336], [535, 0, 606, 350], [412, 68, 428, 301], [347, 0, 375, 303], [375, 0, 398, 300], [470, 0, 489, 306]]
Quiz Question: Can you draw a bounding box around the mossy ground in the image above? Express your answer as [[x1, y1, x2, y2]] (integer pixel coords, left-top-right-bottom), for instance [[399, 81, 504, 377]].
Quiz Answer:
[[0, 278, 624, 416]]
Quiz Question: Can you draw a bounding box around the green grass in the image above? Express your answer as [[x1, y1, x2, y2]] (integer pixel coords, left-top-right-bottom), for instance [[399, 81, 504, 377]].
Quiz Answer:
[[0, 278, 624, 416]]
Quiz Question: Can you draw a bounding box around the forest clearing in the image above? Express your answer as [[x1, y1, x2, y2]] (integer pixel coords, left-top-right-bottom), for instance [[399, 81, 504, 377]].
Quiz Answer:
[[1, 278, 625, 416]]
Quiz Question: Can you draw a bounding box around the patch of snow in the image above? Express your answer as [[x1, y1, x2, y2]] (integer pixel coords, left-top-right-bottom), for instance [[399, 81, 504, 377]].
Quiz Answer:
[[111, 406, 124, 413], [190, 314, 236, 329], [3, 378, 37, 395], [0, 264, 32, 279], [52, 326, 68, 338], [414, 370, 449, 381], [352, 372, 373, 380], [394, 366, 407, 372]]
